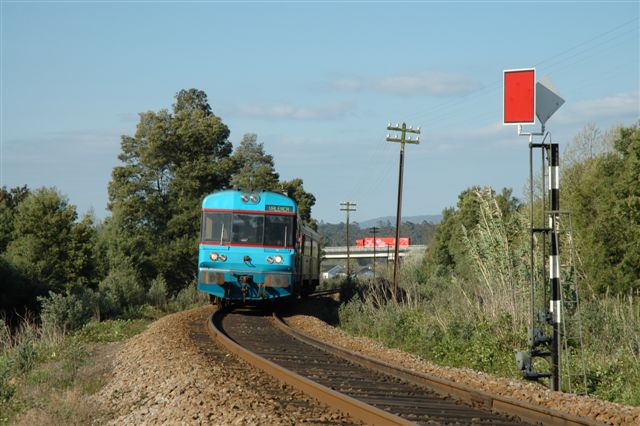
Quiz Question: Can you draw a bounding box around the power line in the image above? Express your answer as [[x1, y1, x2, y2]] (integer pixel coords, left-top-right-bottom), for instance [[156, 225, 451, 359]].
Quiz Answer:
[[399, 17, 638, 124]]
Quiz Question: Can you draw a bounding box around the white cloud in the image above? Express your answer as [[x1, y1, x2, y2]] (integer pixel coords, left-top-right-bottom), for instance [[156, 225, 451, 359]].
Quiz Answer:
[[555, 91, 639, 124], [232, 101, 354, 121], [332, 72, 482, 96]]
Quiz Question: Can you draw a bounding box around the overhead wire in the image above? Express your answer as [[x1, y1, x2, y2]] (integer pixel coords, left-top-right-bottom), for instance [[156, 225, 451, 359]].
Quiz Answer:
[[406, 19, 637, 131], [344, 17, 639, 204], [399, 17, 638, 124]]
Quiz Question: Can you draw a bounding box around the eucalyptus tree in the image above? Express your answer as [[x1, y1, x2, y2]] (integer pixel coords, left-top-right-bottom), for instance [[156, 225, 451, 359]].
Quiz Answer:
[[107, 89, 234, 291], [279, 178, 317, 229], [230, 133, 280, 192]]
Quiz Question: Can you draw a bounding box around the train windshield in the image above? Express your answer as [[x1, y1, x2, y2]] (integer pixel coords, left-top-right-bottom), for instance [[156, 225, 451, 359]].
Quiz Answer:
[[201, 211, 294, 247]]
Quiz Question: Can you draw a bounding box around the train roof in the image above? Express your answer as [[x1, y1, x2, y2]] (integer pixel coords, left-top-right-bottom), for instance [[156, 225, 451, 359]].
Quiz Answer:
[[201, 190, 297, 213]]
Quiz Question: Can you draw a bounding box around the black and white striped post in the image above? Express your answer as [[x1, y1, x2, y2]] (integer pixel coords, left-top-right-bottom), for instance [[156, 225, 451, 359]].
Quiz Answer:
[[548, 143, 561, 391], [506, 71, 565, 390]]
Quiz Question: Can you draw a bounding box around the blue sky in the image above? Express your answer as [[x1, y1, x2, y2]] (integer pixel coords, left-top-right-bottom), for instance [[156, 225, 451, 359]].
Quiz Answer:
[[1, 1, 638, 224]]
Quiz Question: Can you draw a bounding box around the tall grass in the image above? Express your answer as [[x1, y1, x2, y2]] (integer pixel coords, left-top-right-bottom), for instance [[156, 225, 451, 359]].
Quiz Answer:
[[337, 188, 640, 405], [0, 277, 209, 422], [459, 188, 530, 332]]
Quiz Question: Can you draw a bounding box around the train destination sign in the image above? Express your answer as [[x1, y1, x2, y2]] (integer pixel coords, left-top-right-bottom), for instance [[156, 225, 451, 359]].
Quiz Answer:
[[265, 205, 293, 213], [503, 68, 536, 125]]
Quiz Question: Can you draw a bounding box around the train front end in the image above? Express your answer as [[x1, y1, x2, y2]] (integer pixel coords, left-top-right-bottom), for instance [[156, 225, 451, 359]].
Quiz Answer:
[[198, 190, 297, 303]]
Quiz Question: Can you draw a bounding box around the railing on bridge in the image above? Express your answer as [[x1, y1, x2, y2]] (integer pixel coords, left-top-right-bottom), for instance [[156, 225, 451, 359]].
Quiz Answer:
[[322, 245, 427, 260]]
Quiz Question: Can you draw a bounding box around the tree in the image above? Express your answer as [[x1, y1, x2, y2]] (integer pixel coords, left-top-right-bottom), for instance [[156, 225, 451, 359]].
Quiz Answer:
[[563, 122, 619, 166], [5, 188, 76, 291], [422, 186, 520, 279], [3, 188, 94, 293], [562, 122, 639, 295], [279, 178, 317, 229], [0, 185, 30, 252], [107, 89, 234, 292], [0, 185, 30, 210], [230, 133, 280, 192]]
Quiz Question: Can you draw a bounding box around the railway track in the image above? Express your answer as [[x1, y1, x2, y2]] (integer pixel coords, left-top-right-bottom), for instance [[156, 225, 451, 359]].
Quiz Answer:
[[208, 304, 603, 426]]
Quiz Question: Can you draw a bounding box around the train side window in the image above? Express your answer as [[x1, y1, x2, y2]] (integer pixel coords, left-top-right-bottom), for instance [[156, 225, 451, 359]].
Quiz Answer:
[[304, 236, 312, 255], [312, 240, 318, 257]]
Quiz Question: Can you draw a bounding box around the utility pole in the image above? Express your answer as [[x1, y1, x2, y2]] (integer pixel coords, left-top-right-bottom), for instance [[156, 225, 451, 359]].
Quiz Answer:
[[369, 226, 379, 279], [386, 123, 420, 301], [340, 201, 357, 278]]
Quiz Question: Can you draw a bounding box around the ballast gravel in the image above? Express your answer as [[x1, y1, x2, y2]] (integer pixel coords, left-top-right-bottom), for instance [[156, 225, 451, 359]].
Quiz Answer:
[[93, 305, 357, 425], [93, 300, 639, 426], [285, 298, 640, 426]]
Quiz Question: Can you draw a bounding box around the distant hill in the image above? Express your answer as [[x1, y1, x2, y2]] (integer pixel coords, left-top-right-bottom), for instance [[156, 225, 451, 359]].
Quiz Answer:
[[356, 215, 442, 228]]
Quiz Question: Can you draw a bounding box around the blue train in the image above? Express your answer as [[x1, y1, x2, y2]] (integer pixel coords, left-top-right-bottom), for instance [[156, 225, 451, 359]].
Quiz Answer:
[[197, 190, 321, 304]]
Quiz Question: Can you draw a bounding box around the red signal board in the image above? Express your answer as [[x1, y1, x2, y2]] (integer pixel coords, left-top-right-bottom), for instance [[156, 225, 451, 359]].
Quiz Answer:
[[503, 68, 535, 125]]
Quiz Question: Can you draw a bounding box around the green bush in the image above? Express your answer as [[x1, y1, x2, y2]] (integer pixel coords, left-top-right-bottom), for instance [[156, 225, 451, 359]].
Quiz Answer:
[[98, 262, 145, 316], [60, 338, 87, 385], [75, 318, 150, 344], [170, 280, 204, 311], [0, 320, 10, 354], [338, 276, 360, 303], [12, 326, 37, 374], [38, 289, 98, 335], [147, 275, 168, 307], [0, 355, 16, 403]]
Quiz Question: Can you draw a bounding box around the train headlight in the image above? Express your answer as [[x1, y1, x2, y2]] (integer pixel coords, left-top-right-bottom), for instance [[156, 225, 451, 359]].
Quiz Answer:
[[241, 194, 260, 203], [219, 254, 227, 262], [266, 256, 274, 264], [274, 255, 283, 264]]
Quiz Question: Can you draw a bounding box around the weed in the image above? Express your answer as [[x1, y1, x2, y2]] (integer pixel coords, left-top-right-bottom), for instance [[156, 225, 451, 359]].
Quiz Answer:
[[337, 246, 640, 405], [147, 275, 168, 308], [0, 356, 16, 403], [169, 280, 207, 311], [76, 319, 149, 344]]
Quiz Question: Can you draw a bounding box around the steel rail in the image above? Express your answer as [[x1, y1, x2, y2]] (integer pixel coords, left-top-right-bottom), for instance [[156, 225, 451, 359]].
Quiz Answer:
[[208, 307, 415, 426], [307, 288, 341, 298], [273, 314, 604, 426]]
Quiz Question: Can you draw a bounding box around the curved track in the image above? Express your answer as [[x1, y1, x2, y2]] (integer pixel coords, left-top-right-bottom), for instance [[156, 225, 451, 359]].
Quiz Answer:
[[208, 305, 603, 426]]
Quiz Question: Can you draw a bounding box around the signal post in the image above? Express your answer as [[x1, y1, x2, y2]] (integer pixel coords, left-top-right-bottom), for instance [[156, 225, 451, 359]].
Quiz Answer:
[[504, 68, 565, 391]]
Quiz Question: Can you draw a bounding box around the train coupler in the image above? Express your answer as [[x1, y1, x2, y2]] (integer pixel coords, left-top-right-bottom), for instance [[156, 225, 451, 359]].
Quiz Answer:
[[221, 283, 230, 299], [238, 275, 252, 303], [257, 283, 267, 299]]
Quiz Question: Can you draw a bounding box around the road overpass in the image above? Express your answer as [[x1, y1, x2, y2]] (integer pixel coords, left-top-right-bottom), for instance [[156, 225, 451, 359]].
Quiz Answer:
[[323, 245, 427, 260]]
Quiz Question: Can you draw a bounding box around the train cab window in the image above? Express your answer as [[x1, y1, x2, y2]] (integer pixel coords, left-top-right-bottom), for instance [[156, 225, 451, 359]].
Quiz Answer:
[[312, 240, 319, 257], [201, 212, 232, 243], [232, 214, 264, 244], [264, 215, 294, 247], [203, 211, 293, 246]]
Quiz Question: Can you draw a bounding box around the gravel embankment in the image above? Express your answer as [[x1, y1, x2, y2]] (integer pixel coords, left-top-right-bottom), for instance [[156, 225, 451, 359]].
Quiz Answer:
[[285, 299, 640, 426], [93, 305, 357, 425]]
